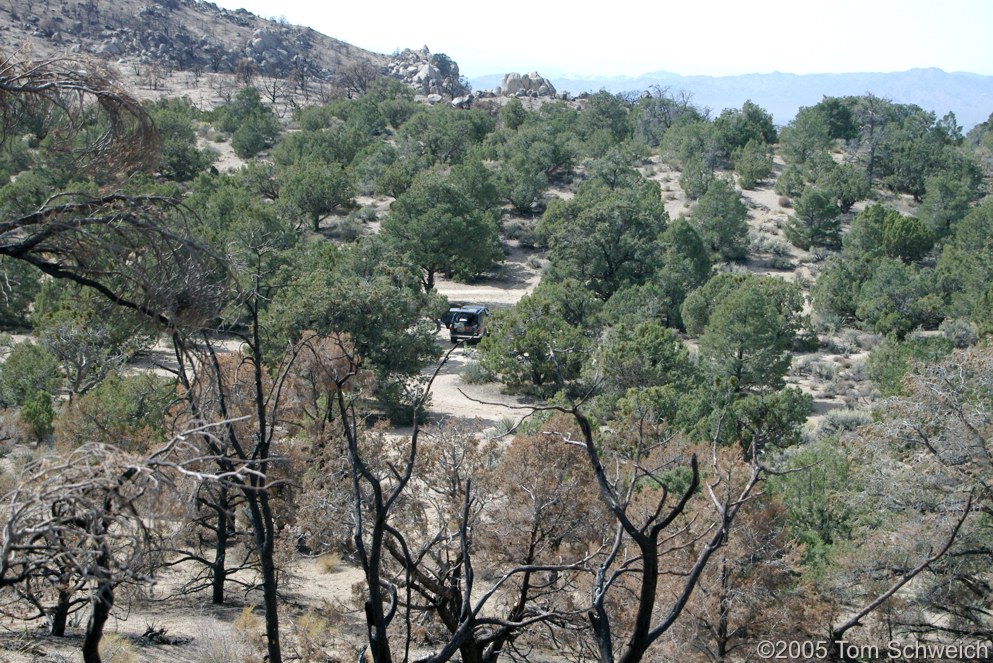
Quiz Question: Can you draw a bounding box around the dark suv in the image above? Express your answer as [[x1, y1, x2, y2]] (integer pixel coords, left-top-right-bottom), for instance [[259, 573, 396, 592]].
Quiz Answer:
[[443, 305, 488, 344]]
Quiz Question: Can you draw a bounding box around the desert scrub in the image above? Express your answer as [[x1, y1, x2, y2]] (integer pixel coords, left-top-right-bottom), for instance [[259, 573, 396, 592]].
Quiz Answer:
[[845, 329, 881, 352], [331, 217, 363, 242], [847, 358, 868, 383], [767, 256, 796, 270], [940, 318, 978, 348], [821, 336, 851, 355], [503, 218, 526, 240], [357, 205, 378, 222], [810, 360, 840, 381], [192, 627, 253, 663], [750, 231, 794, 257], [818, 408, 873, 437], [794, 356, 838, 381], [461, 360, 493, 385], [812, 311, 844, 336], [815, 246, 835, 261], [486, 416, 518, 439]]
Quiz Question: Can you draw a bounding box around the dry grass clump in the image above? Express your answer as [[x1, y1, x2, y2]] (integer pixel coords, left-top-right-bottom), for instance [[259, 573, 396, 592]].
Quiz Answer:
[[231, 606, 267, 657], [192, 627, 254, 663], [318, 552, 341, 574], [290, 609, 339, 663], [101, 634, 140, 663]]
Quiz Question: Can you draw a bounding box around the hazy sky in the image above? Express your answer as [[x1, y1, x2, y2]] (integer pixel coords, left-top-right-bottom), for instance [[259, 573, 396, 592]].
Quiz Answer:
[[208, 0, 993, 79]]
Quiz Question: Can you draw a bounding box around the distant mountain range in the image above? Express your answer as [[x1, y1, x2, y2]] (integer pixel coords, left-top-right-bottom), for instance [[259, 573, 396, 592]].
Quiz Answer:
[[471, 68, 993, 130]]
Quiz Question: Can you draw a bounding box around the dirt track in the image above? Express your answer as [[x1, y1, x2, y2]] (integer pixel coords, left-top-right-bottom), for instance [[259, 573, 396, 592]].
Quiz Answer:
[[424, 243, 544, 430]]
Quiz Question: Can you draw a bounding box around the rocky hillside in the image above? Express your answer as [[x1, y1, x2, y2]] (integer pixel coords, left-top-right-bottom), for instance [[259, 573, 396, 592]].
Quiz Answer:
[[1, 0, 391, 80]]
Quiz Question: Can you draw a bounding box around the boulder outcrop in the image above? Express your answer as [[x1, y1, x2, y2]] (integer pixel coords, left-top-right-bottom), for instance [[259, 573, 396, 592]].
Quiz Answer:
[[497, 71, 556, 97], [386, 46, 470, 97]]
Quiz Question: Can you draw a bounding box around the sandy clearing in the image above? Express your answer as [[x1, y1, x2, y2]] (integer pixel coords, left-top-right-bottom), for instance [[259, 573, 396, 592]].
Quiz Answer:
[[422, 341, 536, 429], [424, 242, 545, 426], [433, 244, 544, 310]]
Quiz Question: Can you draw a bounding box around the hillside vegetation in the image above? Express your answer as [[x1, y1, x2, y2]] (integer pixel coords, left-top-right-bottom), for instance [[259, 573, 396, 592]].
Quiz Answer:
[[1, 49, 992, 663]]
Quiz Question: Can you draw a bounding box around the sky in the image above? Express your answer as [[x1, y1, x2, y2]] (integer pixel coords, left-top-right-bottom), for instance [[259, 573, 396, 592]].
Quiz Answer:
[[207, 0, 993, 79]]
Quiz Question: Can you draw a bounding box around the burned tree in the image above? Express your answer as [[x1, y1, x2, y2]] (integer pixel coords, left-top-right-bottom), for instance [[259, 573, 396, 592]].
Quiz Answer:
[[0, 442, 196, 662], [0, 49, 234, 660], [541, 383, 768, 663], [334, 373, 601, 663]]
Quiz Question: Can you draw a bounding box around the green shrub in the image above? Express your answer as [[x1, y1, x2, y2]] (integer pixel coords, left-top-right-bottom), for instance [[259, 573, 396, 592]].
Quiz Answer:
[[375, 379, 431, 426], [231, 115, 279, 159], [331, 217, 363, 242], [773, 163, 806, 198], [461, 360, 493, 385], [55, 373, 173, 452], [732, 139, 773, 189], [784, 187, 841, 249], [0, 257, 40, 329], [0, 341, 59, 408], [19, 390, 54, 442], [939, 318, 979, 348], [865, 334, 953, 395], [767, 256, 796, 270]]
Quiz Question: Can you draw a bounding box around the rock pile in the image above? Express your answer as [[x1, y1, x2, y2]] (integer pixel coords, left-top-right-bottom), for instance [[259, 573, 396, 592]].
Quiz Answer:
[[497, 72, 557, 97], [387, 47, 470, 98]]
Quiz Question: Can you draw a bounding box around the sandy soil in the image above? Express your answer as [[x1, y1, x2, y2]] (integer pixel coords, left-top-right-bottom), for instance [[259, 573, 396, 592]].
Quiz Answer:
[[0, 557, 369, 663], [433, 244, 543, 311], [424, 243, 545, 429]]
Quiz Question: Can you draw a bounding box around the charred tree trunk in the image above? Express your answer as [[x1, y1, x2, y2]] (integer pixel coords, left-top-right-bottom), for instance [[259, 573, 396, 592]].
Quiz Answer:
[[616, 536, 660, 663], [588, 606, 615, 663], [82, 570, 114, 663], [49, 588, 71, 636], [361, 511, 394, 663], [459, 637, 485, 663], [210, 486, 230, 605], [716, 556, 731, 663], [246, 491, 282, 663]]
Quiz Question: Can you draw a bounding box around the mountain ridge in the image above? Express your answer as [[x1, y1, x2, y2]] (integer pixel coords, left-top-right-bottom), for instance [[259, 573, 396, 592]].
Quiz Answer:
[[471, 68, 993, 129]]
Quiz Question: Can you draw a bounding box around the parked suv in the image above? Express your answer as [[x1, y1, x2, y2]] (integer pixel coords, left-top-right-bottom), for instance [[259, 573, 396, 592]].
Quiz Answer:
[[443, 304, 488, 344]]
